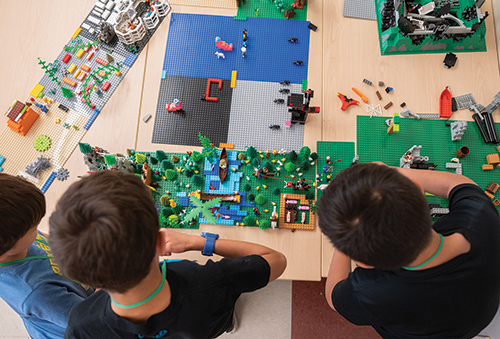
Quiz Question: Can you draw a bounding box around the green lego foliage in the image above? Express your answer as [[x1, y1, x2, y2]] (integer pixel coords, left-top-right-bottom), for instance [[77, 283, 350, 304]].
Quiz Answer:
[[162, 207, 174, 217], [243, 215, 257, 226], [255, 194, 267, 205], [79, 142, 92, 154], [104, 154, 116, 166], [171, 155, 179, 163], [192, 175, 203, 186], [273, 188, 281, 195], [259, 219, 271, 230], [172, 204, 183, 215], [244, 183, 252, 192], [310, 152, 318, 161], [61, 87, 73, 98], [246, 146, 257, 159], [135, 163, 143, 173], [185, 168, 194, 177], [167, 215, 180, 228], [191, 151, 203, 163], [165, 169, 176, 180], [237, 153, 246, 160], [252, 158, 260, 166], [156, 150, 167, 162], [248, 193, 255, 201], [183, 196, 221, 225], [284, 162, 296, 172], [263, 161, 273, 172], [160, 195, 171, 206], [127, 149, 134, 156], [299, 146, 311, 160], [300, 161, 311, 171], [135, 153, 146, 164], [306, 191, 315, 200], [289, 150, 298, 162], [161, 160, 174, 170]]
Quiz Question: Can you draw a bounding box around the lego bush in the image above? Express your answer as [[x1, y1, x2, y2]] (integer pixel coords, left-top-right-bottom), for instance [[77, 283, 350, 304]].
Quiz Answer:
[[246, 146, 257, 159], [160, 195, 171, 206], [135, 163, 143, 173], [244, 183, 252, 192], [191, 151, 203, 163], [155, 150, 167, 162], [150, 157, 158, 165], [273, 187, 281, 195], [165, 169, 176, 180], [135, 153, 146, 164], [300, 161, 310, 171], [171, 154, 179, 163], [299, 146, 311, 160], [306, 191, 315, 200], [248, 193, 255, 201], [192, 174, 203, 186], [289, 150, 298, 162], [184, 168, 194, 177], [243, 215, 257, 226], [167, 215, 180, 228], [126, 148, 134, 156], [79, 142, 92, 154], [284, 162, 296, 172], [161, 160, 174, 170], [162, 207, 174, 218], [259, 219, 271, 230], [310, 152, 318, 161], [263, 161, 273, 172], [238, 153, 246, 160], [255, 194, 267, 205], [104, 154, 116, 166]]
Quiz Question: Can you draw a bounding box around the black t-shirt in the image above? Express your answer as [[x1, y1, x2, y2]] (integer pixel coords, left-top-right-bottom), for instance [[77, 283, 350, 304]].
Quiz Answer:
[[65, 255, 270, 339], [332, 184, 500, 339]]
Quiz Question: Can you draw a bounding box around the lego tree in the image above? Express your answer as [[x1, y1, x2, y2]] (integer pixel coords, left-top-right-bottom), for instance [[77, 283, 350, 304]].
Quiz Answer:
[[198, 133, 218, 163], [183, 196, 222, 225]]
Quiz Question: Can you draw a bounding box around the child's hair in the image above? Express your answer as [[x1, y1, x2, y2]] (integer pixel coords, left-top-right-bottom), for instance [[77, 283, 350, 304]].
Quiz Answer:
[[49, 170, 160, 293], [0, 173, 46, 255], [318, 163, 432, 270]]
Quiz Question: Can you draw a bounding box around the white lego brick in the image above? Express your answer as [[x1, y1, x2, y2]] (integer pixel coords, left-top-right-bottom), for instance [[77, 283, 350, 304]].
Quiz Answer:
[[81, 23, 91, 30], [89, 28, 96, 35], [105, 1, 115, 10], [87, 15, 101, 25], [92, 10, 101, 16], [94, 6, 104, 13], [102, 10, 111, 20], [100, 0, 109, 3], [95, 1, 105, 9], [419, 2, 435, 15]]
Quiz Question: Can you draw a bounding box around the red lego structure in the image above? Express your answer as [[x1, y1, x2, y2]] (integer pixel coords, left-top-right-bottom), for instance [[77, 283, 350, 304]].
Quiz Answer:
[[287, 89, 320, 125], [337, 92, 359, 111], [202, 79, 223, 102]]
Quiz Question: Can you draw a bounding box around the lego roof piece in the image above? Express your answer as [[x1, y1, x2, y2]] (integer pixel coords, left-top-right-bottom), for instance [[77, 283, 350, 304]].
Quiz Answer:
[[6, 101, 26, 121]]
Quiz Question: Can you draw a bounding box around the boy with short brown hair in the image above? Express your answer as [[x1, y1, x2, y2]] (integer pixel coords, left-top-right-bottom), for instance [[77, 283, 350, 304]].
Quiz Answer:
[[0, 173, 94, 339], [49, 170, 286, 338]]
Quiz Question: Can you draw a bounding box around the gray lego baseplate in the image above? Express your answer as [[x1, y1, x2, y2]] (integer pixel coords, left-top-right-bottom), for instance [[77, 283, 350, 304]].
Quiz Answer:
[[227, 80, 305, 151], [343, 0, 376, 21]]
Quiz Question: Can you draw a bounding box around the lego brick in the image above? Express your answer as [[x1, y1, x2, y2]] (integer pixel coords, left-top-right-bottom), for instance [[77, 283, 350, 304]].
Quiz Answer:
[[343, 0, 376, 20], [77, 71, 87, 81], [123, 53, 138, 67], [219, 143, 234, 149], [83, 110, 100, 130], [62, 54, 72, 64], [67, 64, 77, 74], [76, 48, 85, 58], [486, 182, 499, 194], [105, 1, 115, 10], [230, 70, 237, 88], [356, 115, 500, 212], [162, 14, 310, 84], [62, 77, 77, 87], [73, 69, 81, 79], [40, 172, 57, 194], [71, 27, 82, 39], [454, 93, 476, 110], [493, 199, 500, 207], [482, 164, 494, 171], [95, 57, 108, 66], [81, 23, 91, 31], [101, 81, 111, 91], [485, 190, 495, 199], [29, 84, 45, 98], [486, 154, 500, 164]]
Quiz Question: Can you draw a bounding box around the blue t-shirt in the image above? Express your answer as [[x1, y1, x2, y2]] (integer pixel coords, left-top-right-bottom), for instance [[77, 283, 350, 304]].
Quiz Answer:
[[0, 232, 94, 339]]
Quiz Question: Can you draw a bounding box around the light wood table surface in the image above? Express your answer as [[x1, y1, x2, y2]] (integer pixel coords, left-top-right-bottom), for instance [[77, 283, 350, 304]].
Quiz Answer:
[[1, 0, 498, 281]]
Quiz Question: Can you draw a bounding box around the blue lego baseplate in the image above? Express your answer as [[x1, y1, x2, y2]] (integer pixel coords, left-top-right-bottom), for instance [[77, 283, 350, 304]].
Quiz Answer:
[[162, 13, 310, 84]]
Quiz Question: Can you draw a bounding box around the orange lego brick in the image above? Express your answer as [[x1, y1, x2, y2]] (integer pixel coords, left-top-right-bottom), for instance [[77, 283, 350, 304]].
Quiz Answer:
[[6, 107, 39, 136], [486, 154, 500, 164], [493, 199, 500, 206], [219, 143, 234, 149], [63, 77, 77, 87], [77, 71, 87, 81], [482, 164, 494, 171], [80, 64, 91, 72], [485, 191, 495, 199]]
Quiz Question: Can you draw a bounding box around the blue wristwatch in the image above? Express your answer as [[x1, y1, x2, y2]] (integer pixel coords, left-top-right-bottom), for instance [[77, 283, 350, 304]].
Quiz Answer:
[[201, 232, 219, 256]]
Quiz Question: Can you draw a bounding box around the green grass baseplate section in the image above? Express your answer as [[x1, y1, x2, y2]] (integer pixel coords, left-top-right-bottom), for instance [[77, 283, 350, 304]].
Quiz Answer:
[[235, 0, 308, 21], [375, 0, 487, 55], [316, 141, 355, 200], [356, 115, 500, 210]]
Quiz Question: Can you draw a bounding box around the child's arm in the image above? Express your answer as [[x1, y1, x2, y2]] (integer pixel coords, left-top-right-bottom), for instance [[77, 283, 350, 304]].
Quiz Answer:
[[395, 167, 476, 198], [325, 248, 351, 311], [159, 229, 287, 282]]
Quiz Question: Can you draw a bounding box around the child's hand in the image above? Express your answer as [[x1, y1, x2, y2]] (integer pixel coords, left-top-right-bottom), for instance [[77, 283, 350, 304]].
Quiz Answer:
[[159, 229, 203, 255]]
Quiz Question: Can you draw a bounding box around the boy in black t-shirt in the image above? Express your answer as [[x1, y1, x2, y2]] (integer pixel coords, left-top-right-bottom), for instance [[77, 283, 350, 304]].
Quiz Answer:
[[49, 171, 287, 339], [318, 163, 500, 339]]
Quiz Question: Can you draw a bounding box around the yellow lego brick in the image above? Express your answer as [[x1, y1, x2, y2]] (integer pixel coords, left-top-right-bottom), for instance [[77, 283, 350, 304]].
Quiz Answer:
[[73, 69, 81, 79], [29, 84, 44, 98], [67, 64, 77, 74], [393, 125, 399, 132], [230, 71, 237, 88], [71, 27, 82, 40], [76, 49, 85, 58]]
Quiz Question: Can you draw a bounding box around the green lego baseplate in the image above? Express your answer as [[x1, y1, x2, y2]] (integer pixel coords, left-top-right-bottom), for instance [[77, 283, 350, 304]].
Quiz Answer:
[[356, 115, 500, 210], [235, 0, 308, 21], [316, 141, 355, 200], [375, 0, 487, 55]]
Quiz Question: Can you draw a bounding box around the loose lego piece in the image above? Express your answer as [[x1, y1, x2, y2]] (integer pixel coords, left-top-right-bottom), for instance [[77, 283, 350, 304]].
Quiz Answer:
[[142, 114, 152, 123], [378, 81, 384, 87], [375, 91, 382, 100], [485, 191, 495, 199], [384, 102, 393, 110], [352, 87, 368, 103], [166, 99, 182, 111], [366, 104, 382, 118], [202, 79, 223, 102], [455, 146, 470, 159], [230, 71, 237, 88], [486, 154, 500, 164], [215, 36, 233, 51], [400, 102, 406, 108], [450, 121, 467, 141], [56, 168, 70, 181], [385, 87, 393, 93], [362, 79, 372, 86], [482, 164, 494, 171], [445, 162, 462, 175], [439, 87, 452, 118], [493, 199, 500, 206], [486, 182, 499, 194], [443, 53, 457, 69], [308, 22, 318, 31], [337, 93, 359, 111]]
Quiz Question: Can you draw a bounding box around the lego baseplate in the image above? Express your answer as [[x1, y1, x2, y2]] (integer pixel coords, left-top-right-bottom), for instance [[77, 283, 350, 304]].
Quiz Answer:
[[279, 193, 315, 230], [0, 97, 87, 190], [161, 13, 310, 84], [235, 0, 308, 21], [343, 0, 376, 20], [356, 115, 500, 210]]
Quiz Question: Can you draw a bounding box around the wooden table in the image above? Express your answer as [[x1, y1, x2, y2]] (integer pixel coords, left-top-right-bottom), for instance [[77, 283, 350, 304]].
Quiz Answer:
[[0, 0, 498, 280]]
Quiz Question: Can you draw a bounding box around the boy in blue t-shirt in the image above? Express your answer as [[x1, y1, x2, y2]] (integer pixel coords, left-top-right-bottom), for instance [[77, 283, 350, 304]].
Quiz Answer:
[[0, 173, 94, 339]]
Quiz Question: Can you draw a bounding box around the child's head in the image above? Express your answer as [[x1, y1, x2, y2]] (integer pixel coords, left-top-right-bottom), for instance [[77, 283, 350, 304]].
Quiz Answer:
[[49, 170, 160, 293], [318, 163, 432, 270], [0, 173, 46, 257]]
